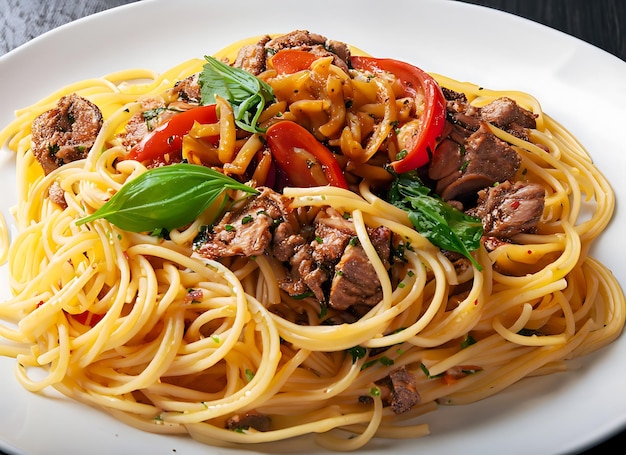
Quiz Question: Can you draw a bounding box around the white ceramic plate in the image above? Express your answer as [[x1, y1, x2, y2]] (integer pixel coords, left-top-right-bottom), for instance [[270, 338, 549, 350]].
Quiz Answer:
[[1, 0, 625, 454]]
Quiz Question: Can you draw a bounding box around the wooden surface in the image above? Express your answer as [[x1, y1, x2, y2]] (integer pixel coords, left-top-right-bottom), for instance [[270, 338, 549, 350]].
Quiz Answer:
[[0, 0, 625, 454]]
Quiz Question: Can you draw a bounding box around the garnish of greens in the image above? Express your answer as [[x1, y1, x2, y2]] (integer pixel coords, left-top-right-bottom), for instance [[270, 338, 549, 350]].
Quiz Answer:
[[76, 163, 258, 233], [389, 172, 484, 270], [199, 55, 276, 134]]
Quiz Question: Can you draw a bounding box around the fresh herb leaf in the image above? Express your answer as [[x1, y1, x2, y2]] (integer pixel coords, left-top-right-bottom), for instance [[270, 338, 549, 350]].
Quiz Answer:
[[460, 334, 477, 349], [420, 362, 444, 379], [199, 56, 276, 134], [389, 172, 483, 270], [347, 345, 367, 363], [76, 163, 258, 232]]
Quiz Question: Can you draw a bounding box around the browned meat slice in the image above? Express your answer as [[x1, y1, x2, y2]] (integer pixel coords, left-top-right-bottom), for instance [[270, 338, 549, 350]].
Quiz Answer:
[[197, 187, 394, 311], [428, 138, 463, 181], [468, 180, 545, 238], [225, 410, 270, 432], [442, 88, 481, 131], [233, 30, 352, 75], [329, 243, 383, 310], [442, 89, 536, 140], [370, 366, 420, 414], [170, 73, 202, 104], [31, 93, 103, 174], [437, 123, 521, 202], [196, 187, 293, 259], [311, 214, 354, 265], [233, 35, 272, 76], [480, 96, 537, 139], [291, 243, 329, 301], [274, 210, 352, 301], [388, 366, 421, 414], [118, 97, 168, 151], [271, 221, 306, 262]]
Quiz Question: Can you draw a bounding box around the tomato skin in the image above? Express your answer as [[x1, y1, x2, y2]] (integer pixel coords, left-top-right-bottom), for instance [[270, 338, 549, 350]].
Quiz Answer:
[[350, 56, 446, 173], [269, 49, 320, 75], [71, 311, 104, 327], [266, 121, 348, 189], [127, 104, 219, 164]]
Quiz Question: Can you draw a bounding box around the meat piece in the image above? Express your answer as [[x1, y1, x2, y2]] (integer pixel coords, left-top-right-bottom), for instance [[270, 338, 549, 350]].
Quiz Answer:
[[371, 366, 420, 414], [443, 88, 481, 131], [271, 221, 306, 262], [311, 215, 354, 265], [31, 94, 103, 174], [368, 226, 393, 270], [443, 90, 536, 140], [225, 410, 270, 432], [437, 123, 521, 201], [329, 244, 383, 310], [480, 97, 537, 138], [233, 30, 351, 75], [170, 73, 202, 104], [292, 243, 329, 301], [118, 97, 167, 151], [198, 187, 394, 311], [388, 366, 420, 414], [233, 35, 272, 76], [468, 180, 545, 238], [196, 187, 293, 259], [428, 138, 463, 181], [266, 30, 328, 51]]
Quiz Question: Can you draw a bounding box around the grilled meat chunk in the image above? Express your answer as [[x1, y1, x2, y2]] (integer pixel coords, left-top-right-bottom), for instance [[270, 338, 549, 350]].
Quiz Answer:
[[368, 366, 421, 414], [468, 180, 545, 238], [31, 93, 103, 174], [225, 410, 271, 432], [170, 73, 202, 104], [329, 243, 383, 310], [434, 123, 521, 202], [195, 187, 394, 311], [197, 187, 293, 259]]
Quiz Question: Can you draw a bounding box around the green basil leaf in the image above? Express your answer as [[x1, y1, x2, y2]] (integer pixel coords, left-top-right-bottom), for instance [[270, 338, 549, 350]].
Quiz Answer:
[[76, 163, 258, 232], [199, 56, 276, 134], [389, 173, 483, 270]]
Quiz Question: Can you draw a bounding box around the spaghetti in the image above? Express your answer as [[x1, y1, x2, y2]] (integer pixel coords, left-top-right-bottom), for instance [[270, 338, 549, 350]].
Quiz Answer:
[[0, 31, 623, 451]]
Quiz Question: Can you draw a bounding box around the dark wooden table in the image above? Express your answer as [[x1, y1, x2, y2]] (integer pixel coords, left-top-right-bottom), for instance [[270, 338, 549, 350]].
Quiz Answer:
[[0, 1, 624, 454]]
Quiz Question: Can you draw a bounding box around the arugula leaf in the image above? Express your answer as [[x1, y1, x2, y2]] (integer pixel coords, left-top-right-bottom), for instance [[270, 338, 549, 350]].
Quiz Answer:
[[76, 163, 258, 232], [389, 172, 483, 270], [199, 55, 276, 134]]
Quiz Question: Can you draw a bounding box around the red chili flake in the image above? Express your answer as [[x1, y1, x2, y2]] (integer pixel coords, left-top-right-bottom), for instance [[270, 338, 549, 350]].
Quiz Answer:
[[510, 200, 520, 209], [527, 250, 533, 254], [72, 311, 104, 326]]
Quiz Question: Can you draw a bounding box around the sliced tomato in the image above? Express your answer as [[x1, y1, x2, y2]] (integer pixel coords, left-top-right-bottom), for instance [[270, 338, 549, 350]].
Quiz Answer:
[[126, 104, 218, 164], [265, 120, 348, 189], [351, 56, 446, 173], [268, 49, 321, 75]]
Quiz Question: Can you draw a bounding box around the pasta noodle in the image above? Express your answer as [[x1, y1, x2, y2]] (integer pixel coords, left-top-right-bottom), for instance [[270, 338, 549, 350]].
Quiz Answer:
[[0, 31, 624, 451]]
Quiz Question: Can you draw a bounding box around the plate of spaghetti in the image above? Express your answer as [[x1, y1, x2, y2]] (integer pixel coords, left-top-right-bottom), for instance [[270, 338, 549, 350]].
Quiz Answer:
[[1, 0, 625, 454]]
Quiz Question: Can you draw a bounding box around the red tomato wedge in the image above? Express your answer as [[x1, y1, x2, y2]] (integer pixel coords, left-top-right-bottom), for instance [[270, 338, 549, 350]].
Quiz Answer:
[[127, 104, 219, 164], [269, 49, 321, 75], [351, 56, 446, 173], [266, 121, 348, 189]]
